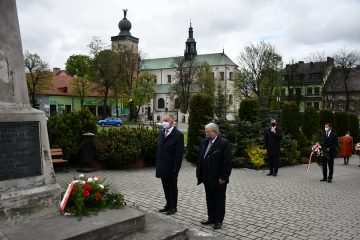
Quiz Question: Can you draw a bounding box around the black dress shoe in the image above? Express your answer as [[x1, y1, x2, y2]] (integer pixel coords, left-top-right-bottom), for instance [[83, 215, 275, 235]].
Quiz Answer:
[[273, 173, 277, 177], [213, 222, 222, 229], [166, 208, 177, 215], [328, 179, 332, 183], [320, 179, 327, 182], [267, 173, 273, 176], [159, 206, 170, 212], [201, 219, 215, 225]]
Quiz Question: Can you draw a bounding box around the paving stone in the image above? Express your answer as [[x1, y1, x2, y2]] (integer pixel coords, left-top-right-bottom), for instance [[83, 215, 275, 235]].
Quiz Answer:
[[55, 156, 360, 239]]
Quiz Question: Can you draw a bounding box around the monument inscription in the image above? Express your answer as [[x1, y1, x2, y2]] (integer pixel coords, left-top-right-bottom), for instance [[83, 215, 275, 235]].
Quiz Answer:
[[0, 122, 41, 181]]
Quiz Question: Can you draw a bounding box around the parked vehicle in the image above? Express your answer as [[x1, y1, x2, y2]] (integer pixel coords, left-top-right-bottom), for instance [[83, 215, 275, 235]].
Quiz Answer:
[[98, 117, 123, 127]]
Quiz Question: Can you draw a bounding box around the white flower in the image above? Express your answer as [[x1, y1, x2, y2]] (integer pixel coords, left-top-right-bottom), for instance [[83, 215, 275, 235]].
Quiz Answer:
[[79, 174, 84, 179], [87, 178, 93, 182], [94, 177, 99, 181], [80, 181, 85, 184], [99, 184, 104, 189]]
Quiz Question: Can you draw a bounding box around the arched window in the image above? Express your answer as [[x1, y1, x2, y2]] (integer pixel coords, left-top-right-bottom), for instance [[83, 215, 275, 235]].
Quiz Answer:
[[158, 98, 165, 108], [229, 94, 233, 105], [175, 98, 180, 109]]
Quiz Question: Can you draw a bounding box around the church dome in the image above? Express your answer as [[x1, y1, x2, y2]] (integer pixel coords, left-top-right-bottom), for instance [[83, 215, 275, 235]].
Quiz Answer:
[[118, 10, 132, 36]]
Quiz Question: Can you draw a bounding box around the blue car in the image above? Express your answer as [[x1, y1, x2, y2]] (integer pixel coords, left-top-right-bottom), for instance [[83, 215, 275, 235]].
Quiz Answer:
[[98, 117, 123, 127]]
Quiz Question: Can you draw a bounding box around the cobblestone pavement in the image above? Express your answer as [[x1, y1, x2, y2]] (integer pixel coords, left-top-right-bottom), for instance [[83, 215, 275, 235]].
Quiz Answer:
[[56, 156, 360, 240]]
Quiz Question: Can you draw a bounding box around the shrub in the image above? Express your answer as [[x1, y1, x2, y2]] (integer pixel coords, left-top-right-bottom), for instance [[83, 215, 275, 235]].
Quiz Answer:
[[186, 94, 214, 163], [300, 157, 310, 164], [298, 131, 308, 149], [334, 111, 350, 137], [300, 147, 312, 158], [301, 106, 319, 141], [348, 113, 359, 143], [319, 109, 335, 132], [281, 139, 300, 166], [47, 106, 98, 159], [280, 102, 300, 141], [244, 143, 265, 169], [238, 98, 260, 122], [95, 127, 160, 167]]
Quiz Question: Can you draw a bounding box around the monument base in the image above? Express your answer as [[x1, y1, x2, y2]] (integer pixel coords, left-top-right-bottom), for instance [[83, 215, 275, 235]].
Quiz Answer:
[[0, 107, 61, 227]]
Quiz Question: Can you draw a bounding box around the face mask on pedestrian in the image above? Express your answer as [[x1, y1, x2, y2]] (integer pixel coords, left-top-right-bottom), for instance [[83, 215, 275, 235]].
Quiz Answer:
[[162, 122, 170, 129], [346, 134, 350, 138], [271, 122, 276, 127], [325, 127, 329, 132], [205, 132, 213, 140]]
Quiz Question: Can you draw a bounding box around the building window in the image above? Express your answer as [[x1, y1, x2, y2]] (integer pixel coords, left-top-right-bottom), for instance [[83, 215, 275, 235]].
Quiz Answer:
[[307, 87, 312, 95], [158, 98, 165, 108], [307, 102, 312, 107], [175, 98, 180, 109], [281, 89, 285, 95], [229, 72, 233, 80], [229, 94, 233, 105], [314, 87, 320, 95], [314, 102, 319, 110], [167, 75, 171, 83], [296, 88, 301, 95], [289, 89, 294, 95], [349, 101, 355, 111], [220, 72, 224, 80], [338, 101, 344, 111], [212, 72, 215, 80]]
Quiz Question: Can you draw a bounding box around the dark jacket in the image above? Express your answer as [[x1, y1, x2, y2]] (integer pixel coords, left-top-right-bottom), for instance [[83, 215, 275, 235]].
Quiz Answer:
[[196, 136, 232, 190], [321, 131, 338, 159], [156, 127, 184, 179], [264, 126, 283, 155]]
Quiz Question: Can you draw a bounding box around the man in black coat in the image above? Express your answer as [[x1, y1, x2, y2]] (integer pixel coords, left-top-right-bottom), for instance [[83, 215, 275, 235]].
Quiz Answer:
[[321, 123, 338, 183], [156, 115, 184, 215], [196, 123, 232, 230], [264, 119, 283, 176]]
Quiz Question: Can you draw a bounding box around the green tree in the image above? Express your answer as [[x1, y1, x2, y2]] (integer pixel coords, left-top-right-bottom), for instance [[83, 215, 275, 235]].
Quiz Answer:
[[195, 61, 215, 99], [301, 106, 319, 140], [348, 113, 359, 143], [238, 98, 260, 122], [186, 94, 214, 162], [131, 71, 156, 122], [69, 76, 91, 108], [280, 102, 300, 141], [319, 109, 335, 132], [65, 54, 90, 77], [334, 111, 350, 137], [24, 50, 52, 108], [87, 49, 119, 119], [213, 78, 229, 118]]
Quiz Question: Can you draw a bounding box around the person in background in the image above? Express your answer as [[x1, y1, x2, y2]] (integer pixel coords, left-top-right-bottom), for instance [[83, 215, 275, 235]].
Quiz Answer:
[[340, 131, 353, 165], [264, 119, 283, 177]]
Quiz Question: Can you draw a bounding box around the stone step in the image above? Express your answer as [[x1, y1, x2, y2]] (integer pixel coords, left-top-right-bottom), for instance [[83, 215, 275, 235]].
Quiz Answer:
[[117, 213, 226, 240], [0, 208, 145, 240]]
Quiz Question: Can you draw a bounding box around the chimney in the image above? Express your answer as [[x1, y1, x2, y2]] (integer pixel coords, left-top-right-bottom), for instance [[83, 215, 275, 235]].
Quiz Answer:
[[53, 67, 60, 75], [327, 57, 334, 66], [310, 62, 314, 68], [298, 61, 304, 64]]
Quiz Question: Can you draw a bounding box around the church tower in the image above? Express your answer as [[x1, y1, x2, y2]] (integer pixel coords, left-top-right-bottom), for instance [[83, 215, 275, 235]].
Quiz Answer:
[[184, 22, 197, 60], [111, 9, 139, 53]]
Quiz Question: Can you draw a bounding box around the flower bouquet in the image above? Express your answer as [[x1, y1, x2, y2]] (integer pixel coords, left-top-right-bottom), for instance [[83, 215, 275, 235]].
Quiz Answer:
[[355, 143, 360, 155], [60, 174, 124, 221], [306, 133, 329, 171]]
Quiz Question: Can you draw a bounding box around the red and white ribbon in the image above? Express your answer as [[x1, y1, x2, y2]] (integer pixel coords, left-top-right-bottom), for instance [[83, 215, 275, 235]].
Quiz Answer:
[[60, 181, 76, 213], [306, 142, 321, 171]]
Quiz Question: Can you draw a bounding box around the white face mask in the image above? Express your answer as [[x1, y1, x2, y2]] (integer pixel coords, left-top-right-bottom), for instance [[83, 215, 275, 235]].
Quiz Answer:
[[325, 127, 329, 132], [162, 122, 170, 129], [346, 134, 350, 138]]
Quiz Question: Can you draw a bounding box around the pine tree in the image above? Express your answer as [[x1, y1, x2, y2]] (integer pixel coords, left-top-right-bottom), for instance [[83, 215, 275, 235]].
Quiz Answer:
[[334, 111, 350, 137], [348, 113, 359, 143], [213, 78, 230, 118], [319, 109, 335, 132], [301, 106, 319, 140], [280, 102, 300, 141], [238, 98, 260, 122]]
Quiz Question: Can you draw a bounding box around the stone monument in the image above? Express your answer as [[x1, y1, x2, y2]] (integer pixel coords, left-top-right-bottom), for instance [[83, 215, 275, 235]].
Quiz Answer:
[[0, 0, 61, 227]]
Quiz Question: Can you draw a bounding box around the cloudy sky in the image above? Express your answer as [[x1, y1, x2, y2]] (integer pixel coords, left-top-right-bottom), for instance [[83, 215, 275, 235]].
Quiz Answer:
[[16, 0, 360, 70]]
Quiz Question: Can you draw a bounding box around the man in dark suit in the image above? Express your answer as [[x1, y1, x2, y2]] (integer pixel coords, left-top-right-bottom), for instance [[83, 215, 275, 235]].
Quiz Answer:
[[196, 123, 232, 230], [321, 123, 338, 183], [265, 119, 283, 176], [156, 115, 184, 215]]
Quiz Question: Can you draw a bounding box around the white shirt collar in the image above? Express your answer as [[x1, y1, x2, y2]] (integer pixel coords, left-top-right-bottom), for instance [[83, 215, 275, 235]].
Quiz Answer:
[[165, 126, 174, 134]]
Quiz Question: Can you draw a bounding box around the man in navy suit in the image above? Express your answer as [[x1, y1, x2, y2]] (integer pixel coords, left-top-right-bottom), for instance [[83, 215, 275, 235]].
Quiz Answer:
[[196, 123, 232, 230], [156, 115, 184, 215], [321, 123, 338, 183]]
